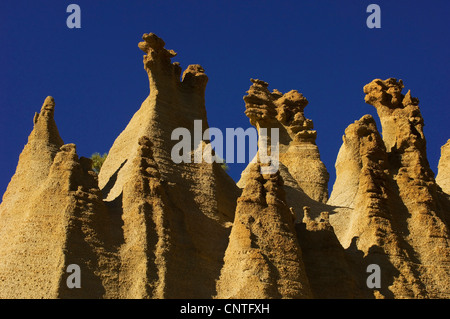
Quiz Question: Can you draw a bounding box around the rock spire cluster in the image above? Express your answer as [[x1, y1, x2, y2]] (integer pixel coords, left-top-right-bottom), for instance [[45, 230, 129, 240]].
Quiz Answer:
[[0, 34, 448, 299]]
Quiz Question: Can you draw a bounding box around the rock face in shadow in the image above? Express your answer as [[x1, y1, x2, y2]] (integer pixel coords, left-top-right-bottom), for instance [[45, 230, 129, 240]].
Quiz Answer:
[[296, 210, 362, 298], [0, 35, 448, 299]]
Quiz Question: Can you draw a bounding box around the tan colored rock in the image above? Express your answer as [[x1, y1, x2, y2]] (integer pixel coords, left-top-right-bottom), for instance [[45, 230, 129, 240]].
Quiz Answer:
[[437, 139, 450, 194], [238, 79, 329, 204], [99, 33, 240, 298], [363, 78, 450, 298], [216, 163, 312, 298], [0, 97, 63, 210], [329, 114, 428, 298], [0, 99, 116, 298], [118, 136, 173, 298], [0, 34, 449, 300]]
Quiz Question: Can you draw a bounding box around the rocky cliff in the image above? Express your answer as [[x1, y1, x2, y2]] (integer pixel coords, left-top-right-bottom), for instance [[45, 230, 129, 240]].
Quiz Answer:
[[0, 34, 448, 299], [437, 140, 450, 195]]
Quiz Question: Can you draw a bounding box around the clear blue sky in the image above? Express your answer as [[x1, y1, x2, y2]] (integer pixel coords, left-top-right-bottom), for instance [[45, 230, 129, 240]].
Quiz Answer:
[[0, 0, 449, 198]]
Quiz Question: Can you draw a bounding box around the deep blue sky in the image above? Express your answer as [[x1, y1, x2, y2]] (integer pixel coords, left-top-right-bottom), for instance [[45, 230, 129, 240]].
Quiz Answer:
[[0, 0, 449, 198]]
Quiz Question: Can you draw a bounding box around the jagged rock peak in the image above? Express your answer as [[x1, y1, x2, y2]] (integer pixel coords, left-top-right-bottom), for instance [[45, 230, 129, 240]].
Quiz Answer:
[[0, 131, 113, 298], [329, 113, 391, 238], [363, 78, 419, 108], [216, 162, 312, 299], [245, 79, 315, 143], [327, 79, 450, 298], [363, 78, 425, 153], [35, 96, 56, 120], [33, 96, 55, 124], [240, 78, 329, 202], [31, 96, 63, 144], [138, 33, 177, 63], [138, 32, 207, 91], [1, 96, 64, 205]]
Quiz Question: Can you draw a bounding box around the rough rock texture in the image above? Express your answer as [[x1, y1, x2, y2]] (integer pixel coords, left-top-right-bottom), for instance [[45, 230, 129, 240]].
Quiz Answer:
[[329, 79, 450, 298], [328, 115, 428, 298], [98, 33, 240, 298], [238, 79, 329, 204], [296, 210, 362, 298], [437, 140, 450, 194], [216, 163, 312, 299], [0, 97, 63, 211], [0, 99, 116, 298], [364, 79, 450, 298], [0, 34, 449, 299]]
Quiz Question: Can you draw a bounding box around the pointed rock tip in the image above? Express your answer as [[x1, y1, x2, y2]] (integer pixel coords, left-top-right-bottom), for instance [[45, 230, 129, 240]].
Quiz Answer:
[[40, 96, 55, 112], [43, 96, 55, 105], [402, 90, 419, 106]]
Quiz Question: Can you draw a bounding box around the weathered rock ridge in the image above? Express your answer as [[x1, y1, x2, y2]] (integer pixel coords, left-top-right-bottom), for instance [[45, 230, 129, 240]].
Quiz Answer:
[[0, 34, 448, 299], [216, 163, 312, 299], [437, 139, 450, 195], [238, 79, 330, 204]]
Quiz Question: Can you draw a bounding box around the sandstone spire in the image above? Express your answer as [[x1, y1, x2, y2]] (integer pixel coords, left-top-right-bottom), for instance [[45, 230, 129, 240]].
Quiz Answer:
[[364, 79, 450, 297], [0, 99, 115, 298], [119, 136, 172, 298], [1, 96, 63, 207], [329, 114, 428, 298], [0, 97, 66, 298], [216, 163, 312, 298], [98, 33, 240, 298], [238, 79, 329, 203], [327, 79, 450, 298], [0, 34, 449, 300]]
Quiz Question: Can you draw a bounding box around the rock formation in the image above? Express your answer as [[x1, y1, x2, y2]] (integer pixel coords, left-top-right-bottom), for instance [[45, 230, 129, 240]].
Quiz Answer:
[[216, 163, 311, 298], [296, 210, 362, 298], [437, 140, 450, 194], [238, 79, 329, 204], [96, 33, 240, 298], [0, 98, 116, 298], [0, 34, 448, 299], [328, 114, 428, 298], [364, 79, 450, 297], [329, 79, 450, 298]]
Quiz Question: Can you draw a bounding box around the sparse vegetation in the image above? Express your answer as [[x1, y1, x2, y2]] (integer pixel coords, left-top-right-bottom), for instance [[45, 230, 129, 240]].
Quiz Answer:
[[220, 160, 229, 172], [91, 152, 107, 174]]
